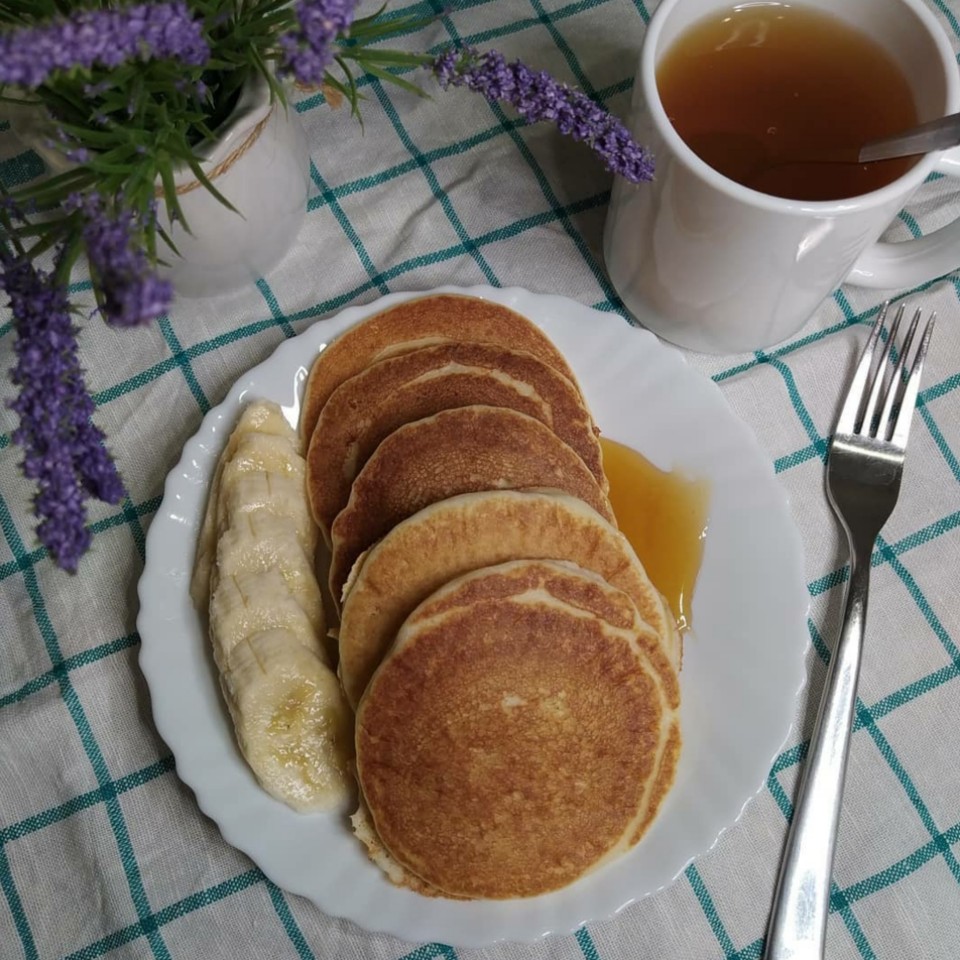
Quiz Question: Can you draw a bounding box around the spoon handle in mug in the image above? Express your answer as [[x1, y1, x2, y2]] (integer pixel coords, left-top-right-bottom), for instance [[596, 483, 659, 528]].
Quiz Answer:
[[860, 111, 960, 162]]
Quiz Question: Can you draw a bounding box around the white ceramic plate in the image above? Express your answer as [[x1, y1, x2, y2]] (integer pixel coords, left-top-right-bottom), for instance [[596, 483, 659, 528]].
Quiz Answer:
[[137, 285, 809, 947]]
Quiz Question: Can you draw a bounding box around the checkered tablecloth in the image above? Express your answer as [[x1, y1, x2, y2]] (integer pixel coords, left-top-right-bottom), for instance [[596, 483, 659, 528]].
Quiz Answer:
[[2, 2, 959, 958]]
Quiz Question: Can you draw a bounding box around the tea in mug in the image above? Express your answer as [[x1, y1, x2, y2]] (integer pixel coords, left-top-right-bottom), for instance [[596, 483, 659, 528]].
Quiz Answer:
[[656, 4, 919, 200]]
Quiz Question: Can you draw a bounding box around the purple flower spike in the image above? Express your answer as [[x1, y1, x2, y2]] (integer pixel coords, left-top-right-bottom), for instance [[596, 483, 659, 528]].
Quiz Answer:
[[0, 2, 209, 89], [433, 47, 654, 184], [31, 456, 92, 573], [279, 0, 359, 85], [67, 192, 172, 328], [2, 254, 125, 571]]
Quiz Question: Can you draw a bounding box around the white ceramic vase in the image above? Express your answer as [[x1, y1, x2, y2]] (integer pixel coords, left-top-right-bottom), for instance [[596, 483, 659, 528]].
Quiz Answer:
[[7, 73, 311, 299], [155, 74, 311, 298]]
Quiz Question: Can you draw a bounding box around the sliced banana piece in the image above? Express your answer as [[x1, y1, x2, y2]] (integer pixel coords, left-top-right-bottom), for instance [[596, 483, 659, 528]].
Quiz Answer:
[[215, 511, 324, 637], [191, 401, 297, 611], [218, 471, 316, 559], [222, 629, 353, 812], [209, 567, 327, 671], [221, 432, 306, 486]]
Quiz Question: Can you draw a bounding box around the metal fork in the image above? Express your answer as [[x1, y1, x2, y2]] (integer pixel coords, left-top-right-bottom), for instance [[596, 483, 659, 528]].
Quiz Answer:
[[763, 303, 936, 960]]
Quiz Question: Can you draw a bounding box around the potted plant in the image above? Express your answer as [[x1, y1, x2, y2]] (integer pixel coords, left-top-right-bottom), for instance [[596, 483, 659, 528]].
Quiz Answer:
[[0, 1, 652, 571]]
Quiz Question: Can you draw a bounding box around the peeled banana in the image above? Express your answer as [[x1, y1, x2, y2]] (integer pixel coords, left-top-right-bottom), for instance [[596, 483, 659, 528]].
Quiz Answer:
[[191, 399, 352, 812], [222, 630, 352, 812]]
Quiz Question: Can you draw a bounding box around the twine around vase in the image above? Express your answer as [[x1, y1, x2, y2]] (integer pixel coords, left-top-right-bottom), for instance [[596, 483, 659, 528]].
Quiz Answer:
[[154, 106, 274, 199]]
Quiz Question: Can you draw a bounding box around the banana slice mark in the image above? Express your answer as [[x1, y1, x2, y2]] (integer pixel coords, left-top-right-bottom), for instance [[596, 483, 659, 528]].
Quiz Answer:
[[232, 574, 250, 609]]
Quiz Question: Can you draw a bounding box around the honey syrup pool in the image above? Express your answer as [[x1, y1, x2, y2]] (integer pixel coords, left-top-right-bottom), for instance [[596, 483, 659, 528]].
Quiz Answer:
[[600, 438, 709, 631]]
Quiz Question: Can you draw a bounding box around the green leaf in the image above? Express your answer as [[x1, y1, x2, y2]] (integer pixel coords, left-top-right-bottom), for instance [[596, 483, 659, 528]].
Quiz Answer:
[[10, 169, 95, 204], [145, 220, 157, 262], [358, 62, 430, 98], [332, 56, 363, 122], [350, 3, 390, 28], [55, 121, 127, 147], [158, 160, 191, 236], [0, 93, 43, 106], [53, 229, 83, 287], [6, 218, 71, 238], [250, 46, 286, 107], [323, 71, 356, 112], [165, 142, 241, 217], [342, 48, 434, 66], [156, 222, 182, 261], [348, 11, 438, 42], [24, 228, 67, 263]]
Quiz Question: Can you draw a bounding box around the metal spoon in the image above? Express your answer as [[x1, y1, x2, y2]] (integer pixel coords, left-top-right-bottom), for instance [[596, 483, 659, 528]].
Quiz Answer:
[[795, 110, 960, 165]]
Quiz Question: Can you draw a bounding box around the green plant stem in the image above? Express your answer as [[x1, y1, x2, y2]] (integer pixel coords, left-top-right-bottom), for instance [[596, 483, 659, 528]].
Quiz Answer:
[[53, 227, 82, 287]]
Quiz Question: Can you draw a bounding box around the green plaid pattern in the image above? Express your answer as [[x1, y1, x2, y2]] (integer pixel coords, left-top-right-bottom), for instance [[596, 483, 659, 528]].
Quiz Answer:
[[2, 1, 959, 957]]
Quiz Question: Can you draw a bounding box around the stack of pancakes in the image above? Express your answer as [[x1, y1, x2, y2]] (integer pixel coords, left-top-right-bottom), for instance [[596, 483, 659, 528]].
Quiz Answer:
[[302, 294, 681, 900]]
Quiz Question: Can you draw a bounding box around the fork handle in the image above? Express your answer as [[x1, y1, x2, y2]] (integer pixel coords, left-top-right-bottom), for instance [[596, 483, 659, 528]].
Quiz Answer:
[[763, 537, 873, 960]]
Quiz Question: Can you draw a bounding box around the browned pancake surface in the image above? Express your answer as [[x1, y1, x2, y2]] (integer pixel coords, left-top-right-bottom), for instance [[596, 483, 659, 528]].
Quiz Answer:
[[385, 559, 681, 851], [306, 343, 604, 540], [356, 560, 671, 899], [630, 720, 682, 845], [300, 294, 578, 444], [338, 490, 676, 709], [328, 405, 614, 602]]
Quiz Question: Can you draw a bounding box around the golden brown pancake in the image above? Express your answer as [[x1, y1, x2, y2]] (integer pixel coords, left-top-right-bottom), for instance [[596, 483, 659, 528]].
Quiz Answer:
[[350, 798, 463, 898], [306, 342, 605, 540], [328, 405, 614, 604], [356, 559, 680, 899], [299, 294, 578, 445], [338, 489, 677, 709]]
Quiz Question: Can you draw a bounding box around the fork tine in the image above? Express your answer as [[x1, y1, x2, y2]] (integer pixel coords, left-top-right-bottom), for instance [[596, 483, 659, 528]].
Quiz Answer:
[[879, 307, 921, 441], [835, 303, 888, 436], [860, 302, 904, 435], [890, 312, 936, 450]]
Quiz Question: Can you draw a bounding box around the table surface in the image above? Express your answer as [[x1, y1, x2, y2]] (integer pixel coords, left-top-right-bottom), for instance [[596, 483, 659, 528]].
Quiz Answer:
[[2, 2, 959, 959]]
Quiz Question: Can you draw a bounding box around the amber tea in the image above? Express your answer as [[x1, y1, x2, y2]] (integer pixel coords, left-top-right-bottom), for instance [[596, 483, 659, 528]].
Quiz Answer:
[[656, 4, 919, 201]]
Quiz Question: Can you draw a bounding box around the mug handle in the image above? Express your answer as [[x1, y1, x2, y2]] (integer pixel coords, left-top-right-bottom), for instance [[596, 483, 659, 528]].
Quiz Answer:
[[846, 147, 960, 288]]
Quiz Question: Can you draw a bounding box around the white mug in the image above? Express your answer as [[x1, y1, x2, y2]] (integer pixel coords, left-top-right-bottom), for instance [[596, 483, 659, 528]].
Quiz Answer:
[[603, 0, 960, 354]]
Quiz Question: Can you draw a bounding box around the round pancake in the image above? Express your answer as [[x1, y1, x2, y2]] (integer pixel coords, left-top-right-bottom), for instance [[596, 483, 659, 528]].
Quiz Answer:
[[299, 294, 578, 444], [356, 559, 680, 899], [338, 489, 677, 709], [352, 702, 681, 899], [328, 405, 615, 604], [306, 342, 605, 540]]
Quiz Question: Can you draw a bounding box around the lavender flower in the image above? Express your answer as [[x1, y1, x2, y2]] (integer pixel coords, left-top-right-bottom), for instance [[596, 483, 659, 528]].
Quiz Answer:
[[433, 47, 654, 184], [2, 253, 125, 571], [67, 192, 172, 328], [0, 2, 209, 89], [66, 146, 92, 164], [44, 126, 94, 165], [279, 0, 359, 86]]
